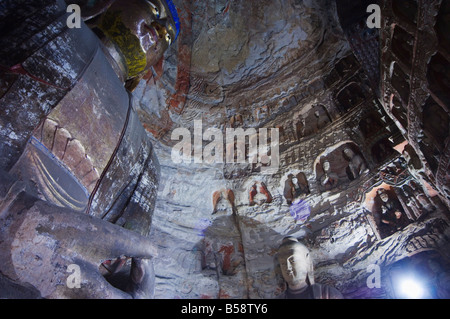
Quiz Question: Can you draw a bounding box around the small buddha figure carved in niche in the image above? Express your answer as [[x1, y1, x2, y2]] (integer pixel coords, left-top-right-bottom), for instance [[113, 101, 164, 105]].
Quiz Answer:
[[212, 188, 237, 214], [293, 115, 306, 140], [283, 174, 296, 205], [320, 161, 339, 190], [376, 188, 409, 237], [277, 237, 343, 299], [293, 172, 310, 196], [343, 148, 367, 180], [283, 173, 310, 206]]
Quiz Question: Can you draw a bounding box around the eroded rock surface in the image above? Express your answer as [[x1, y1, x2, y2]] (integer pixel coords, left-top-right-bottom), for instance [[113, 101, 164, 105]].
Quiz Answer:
[[131, 0, 450, 298]]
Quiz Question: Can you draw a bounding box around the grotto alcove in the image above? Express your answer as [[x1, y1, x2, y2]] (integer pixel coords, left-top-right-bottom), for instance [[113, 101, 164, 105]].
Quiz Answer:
[[0, 0, 449, 300], [132, 0, 450, 298]]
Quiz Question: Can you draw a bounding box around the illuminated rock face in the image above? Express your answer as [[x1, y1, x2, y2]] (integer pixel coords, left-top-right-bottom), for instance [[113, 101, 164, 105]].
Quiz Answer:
[[133, 0, 450, 299], [1, 0, 449, 299]]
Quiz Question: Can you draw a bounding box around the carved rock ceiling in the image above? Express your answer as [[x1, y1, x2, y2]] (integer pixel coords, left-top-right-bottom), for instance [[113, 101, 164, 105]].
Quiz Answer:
[[131, 0, 449, 298]]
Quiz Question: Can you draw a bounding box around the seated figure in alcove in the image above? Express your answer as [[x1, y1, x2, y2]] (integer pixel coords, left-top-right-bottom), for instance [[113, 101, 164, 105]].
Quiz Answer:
[[283, 174, 296, 205], [402, 184, 435, 219], [320, 161, 339, 191], [410, 182, 436, 214], [314, 110, 327, 132], [294, 172, 310, 196], [293, 115, 306, 140], [401, 144, 430, 183], [401, 144, 442, 198], [343, 148, 368, 180], [300, 105, 332, 137], [277, 237, 343, 299], [284, 173, 310, 205], [212, 188, 237, 215], [375, 188, 410, 237], [313, 105, 332, 133]]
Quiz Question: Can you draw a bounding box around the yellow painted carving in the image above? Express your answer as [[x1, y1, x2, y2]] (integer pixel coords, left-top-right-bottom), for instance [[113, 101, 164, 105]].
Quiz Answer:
[[99, 11, 147, 78]]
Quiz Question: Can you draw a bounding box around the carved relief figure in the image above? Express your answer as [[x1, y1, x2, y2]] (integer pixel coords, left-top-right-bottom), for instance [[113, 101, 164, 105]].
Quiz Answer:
[[374, 188, 410, 238], [230, 114, 243, 128], [212, 188, 237, 214], [249, 182, 272, 206], [293, 115, 306, 140], [294, 172, 310, 195], [410, 182, 436, 213], [201, 211, 247, 298], [320, 161, 339, 191], [294, 105, 332, 139], [401, 144, 442, 198], [401, 184, 435, 219], [314, 110, 328, 132], [343, 148, 368, 180], [277, 237, 343, 299], [283, 174, 296, 205], [282, 173, 310, 205]]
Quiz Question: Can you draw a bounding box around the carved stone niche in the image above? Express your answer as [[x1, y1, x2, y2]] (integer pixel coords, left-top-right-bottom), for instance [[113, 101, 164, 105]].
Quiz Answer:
[[282, 172, 310, 205], [334, 54, 359, 80], [371, 137, 396, 165], [391, 25, 414, 70], [390, 62, 410, 106], [392, 0, 418, 26], [435, 0, 450, 55], [308, 104, 332, 136], [292, 104, 332, 140], [427, 52, 450, 107], [335, 82, 368, 113], [324, 68, 340, 89], [422, 97, 449, 153], [314, 142, 368, 191], [399, 180, 437, 220], [366, 185, 412, 239], [278, 121, 297, 145], [359, 111, 385, 140], [390, 95, 408, 131]]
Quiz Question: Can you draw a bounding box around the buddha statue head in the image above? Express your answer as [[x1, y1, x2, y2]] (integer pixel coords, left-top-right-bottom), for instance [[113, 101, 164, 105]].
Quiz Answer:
[[343, 148, 354, 160], [377, 188, 389, 203], [96, 0, 180, 81], [323, 160, 331, 173], [277, 237, 315, 291]]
